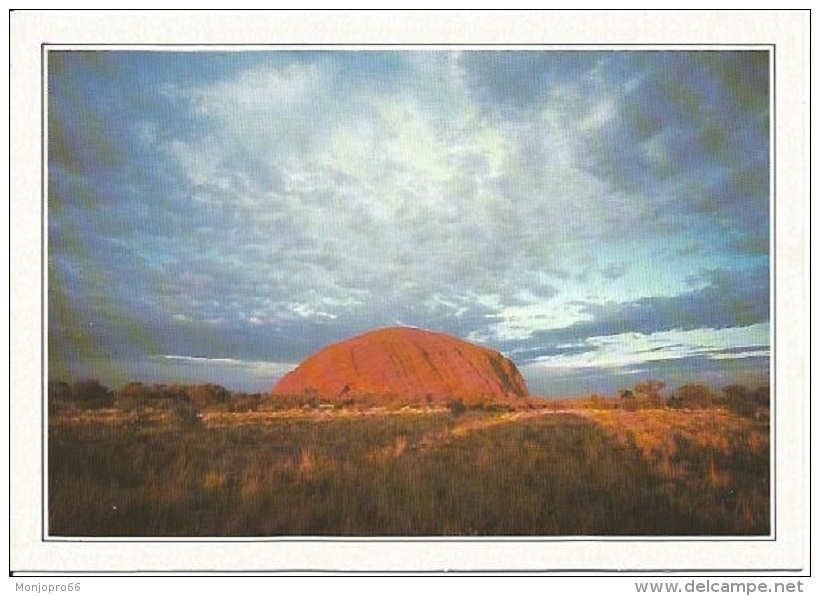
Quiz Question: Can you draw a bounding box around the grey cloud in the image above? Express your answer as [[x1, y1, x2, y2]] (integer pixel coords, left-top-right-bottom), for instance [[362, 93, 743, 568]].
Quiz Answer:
[[706, 345, 770, 357], [515, 265, 770, 356], [460, 51, 601, 115], [48, 51, 772, 393], [523, 353, 769, 398], [600, 263, 628, 280]]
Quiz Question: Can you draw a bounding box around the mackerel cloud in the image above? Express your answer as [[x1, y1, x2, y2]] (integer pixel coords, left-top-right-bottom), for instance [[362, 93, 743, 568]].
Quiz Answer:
[[48, 51, 770, 393]]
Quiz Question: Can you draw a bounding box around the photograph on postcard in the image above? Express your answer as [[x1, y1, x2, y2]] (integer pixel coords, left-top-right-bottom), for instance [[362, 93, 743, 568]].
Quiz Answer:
[[45, 48, 773, 538]]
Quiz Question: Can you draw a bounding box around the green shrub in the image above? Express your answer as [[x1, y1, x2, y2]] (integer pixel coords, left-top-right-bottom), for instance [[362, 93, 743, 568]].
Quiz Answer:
[[48, 381, 74, 413], [672, 384, 718, 409], [188, 384, 230, 410], [71, 379, 113, 409], [723, 385, 768, 417], [448, 398, 467, 416]]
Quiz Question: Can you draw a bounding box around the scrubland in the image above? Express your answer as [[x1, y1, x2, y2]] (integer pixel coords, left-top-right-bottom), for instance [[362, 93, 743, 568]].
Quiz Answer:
[[47, 380, 770, 536]]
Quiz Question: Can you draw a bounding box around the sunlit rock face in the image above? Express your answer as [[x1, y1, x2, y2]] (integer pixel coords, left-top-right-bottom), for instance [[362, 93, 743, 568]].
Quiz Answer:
[[272, 326, 528, 401]]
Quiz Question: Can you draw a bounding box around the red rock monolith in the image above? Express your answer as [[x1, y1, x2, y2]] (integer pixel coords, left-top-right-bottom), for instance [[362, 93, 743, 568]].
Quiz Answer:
[[272, 326, 528, 401]]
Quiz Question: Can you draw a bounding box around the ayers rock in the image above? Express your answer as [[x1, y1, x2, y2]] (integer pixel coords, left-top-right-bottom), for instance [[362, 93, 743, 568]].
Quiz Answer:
[[272, 326, 528, 401]]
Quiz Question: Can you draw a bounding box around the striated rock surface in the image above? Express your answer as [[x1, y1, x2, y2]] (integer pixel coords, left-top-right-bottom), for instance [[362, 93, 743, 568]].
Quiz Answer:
[[272, 326, 528, 401]]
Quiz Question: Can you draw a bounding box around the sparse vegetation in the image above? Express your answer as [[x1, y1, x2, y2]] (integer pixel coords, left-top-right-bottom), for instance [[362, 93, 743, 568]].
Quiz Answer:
[[47, 379, 770, 537], [668, 383, 720, 409], [447, 398, 467, 417]]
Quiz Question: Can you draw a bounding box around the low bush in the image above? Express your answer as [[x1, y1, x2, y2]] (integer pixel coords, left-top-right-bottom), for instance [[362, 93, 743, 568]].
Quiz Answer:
[[47, 408, 769, 537], [447, 398, 467, 417], [70, 379, 114, 409]]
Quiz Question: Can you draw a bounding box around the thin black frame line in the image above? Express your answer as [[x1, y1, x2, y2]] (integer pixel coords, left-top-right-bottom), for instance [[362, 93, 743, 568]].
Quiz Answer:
[[39, 535, 779, 543], [9, 566, 808, 575], [806, 13, 812, 573], [770, 43, 777, 543], [40, 42, 776, 47], [40, 41, 48, 545], [37, 43, 780, 552]]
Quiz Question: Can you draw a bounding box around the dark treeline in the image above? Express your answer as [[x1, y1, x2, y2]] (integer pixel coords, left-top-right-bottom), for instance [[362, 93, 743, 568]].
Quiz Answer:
[[48, 379, 261, 421], [48, 377, 771, 420], [612, 379, 769, 418]]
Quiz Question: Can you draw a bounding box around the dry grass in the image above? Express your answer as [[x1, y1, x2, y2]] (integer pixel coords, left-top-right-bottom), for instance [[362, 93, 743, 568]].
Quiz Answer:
[[48, 400, 769, 537], [576, 406, 769, 533]]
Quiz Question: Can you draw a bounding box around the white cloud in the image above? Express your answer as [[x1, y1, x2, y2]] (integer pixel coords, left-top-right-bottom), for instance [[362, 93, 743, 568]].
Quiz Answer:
[[525, 323, 770, 370], [486, 298, 591, 342], [709, 350, 770, 360], [289, 302, 338, 320], [579, 97, 617, 131], [178, 61, 326, 128], [49, 51, 770, 391], [156, 52, 718, 337]]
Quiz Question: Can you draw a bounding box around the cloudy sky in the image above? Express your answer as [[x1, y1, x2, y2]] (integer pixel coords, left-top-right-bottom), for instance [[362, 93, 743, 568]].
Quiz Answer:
[[47, 49, 771, 396]]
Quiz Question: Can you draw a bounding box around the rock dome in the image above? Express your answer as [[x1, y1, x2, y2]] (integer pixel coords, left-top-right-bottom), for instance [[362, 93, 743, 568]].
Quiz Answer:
[[272, 326, 528, 401]]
